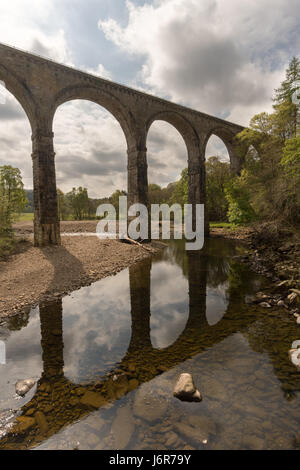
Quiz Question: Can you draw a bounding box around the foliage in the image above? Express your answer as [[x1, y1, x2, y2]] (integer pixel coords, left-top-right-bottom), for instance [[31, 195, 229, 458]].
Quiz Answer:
[[225, 172, 256, 225], [0, 165, 27, 232], [206, 156, 231, 221], [233, 57, 300, 225], [279, 137, 300, 222], [66, 187, 89, 220], [169, 168, 188, 207], [0, 165, 27, 257]]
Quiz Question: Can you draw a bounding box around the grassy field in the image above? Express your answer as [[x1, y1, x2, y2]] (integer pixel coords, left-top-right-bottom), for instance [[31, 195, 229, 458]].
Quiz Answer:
[[18, 213, 34, 222]]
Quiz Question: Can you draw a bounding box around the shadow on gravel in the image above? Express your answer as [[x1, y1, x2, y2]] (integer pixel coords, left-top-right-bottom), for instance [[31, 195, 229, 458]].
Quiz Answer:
[[39, 243, 92, 297]]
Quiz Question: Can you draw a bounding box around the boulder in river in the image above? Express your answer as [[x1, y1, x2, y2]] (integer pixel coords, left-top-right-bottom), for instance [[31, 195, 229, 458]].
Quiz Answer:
[[173, 373, 202, 402], [15, 379, 36, 397]]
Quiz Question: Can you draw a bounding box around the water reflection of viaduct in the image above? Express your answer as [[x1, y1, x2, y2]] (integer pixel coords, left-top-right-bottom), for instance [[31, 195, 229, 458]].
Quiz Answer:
[[0, 42, 247, 245], [1, 255, 299, 449]]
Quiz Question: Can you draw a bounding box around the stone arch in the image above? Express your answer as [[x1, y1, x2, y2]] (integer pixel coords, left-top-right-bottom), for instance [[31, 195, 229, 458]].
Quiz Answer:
[[204, 126, 246, 174], [146, 110, 200, 158], [146, 111, 206, 235], [0, 64, 36, 132], [51, 85, 137, 149]]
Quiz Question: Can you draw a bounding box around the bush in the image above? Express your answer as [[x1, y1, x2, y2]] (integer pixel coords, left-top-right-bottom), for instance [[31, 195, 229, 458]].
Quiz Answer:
[[225, 175, 256, 225]]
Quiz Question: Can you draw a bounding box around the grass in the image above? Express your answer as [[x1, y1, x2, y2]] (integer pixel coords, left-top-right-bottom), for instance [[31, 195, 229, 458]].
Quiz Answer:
[[209, 222, 237, 229], [18, 212, 34, 222], [16, 215, 241, 229]]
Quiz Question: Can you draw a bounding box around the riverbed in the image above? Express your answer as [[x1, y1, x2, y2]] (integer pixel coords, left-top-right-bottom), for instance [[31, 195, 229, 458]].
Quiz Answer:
[[0, 238, 299, 450]]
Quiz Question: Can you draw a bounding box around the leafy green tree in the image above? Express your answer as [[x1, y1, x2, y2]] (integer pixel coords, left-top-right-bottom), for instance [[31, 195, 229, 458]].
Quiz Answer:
[[57, 189, 70, 221], [67, 187, 89, 220], [169, 168, 188, 207], [206, 156, 231, 221], [225, 172, 256, 225], [279, 137, 300, 222], [273, 56, 300, 138], [0, 165, 27, 231]]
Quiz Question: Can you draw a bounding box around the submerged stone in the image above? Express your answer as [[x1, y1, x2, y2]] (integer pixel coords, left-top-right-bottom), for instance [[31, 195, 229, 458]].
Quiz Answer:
[[16, 416, 36, 433], [133, 383, 168, 422], [111, 405, 135, 449], [35, 411, 48, 435], [80, 391, 106, 409], [174, 421, 209, 445]]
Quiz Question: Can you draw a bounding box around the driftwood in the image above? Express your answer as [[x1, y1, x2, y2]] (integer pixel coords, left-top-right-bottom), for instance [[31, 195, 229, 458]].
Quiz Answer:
[[119, 236, 153, 252]]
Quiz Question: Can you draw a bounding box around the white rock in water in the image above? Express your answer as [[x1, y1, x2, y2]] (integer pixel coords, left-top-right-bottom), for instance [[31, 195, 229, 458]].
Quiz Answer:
[[289, 349, 300, 369], [173, 373, 202, 402], [15, 379, 36, 397]]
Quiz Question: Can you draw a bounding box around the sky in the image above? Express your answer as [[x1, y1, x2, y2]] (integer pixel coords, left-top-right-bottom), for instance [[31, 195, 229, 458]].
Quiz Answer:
[[0, 0, 299, 197]]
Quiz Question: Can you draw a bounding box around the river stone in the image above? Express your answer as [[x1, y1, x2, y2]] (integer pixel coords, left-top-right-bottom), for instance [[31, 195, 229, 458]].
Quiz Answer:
[[16, 416, 36, 433], [165, 431, 179, 447], [289, 349, 300, 368], [80, 391, 106, 409], [133, 383, 168, 422], [173, 373, 202, 402], [287, 292, 297, 304], [15, 379, 36, 397], [111, 405, 135, 449], [35, 411, 48, 435], [259, 302, 271, 308]]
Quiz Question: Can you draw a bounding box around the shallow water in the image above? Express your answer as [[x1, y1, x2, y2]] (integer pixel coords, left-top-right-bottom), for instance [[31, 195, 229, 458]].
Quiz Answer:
[[0, 238, 299, 450]]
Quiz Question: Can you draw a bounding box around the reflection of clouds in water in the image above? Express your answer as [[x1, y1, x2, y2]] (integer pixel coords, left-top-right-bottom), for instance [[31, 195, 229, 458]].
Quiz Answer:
[[150, 261, 189, 349], [0, 308, 42, 403], [62, 269, 131, 382], [206, 283, 228, 326]]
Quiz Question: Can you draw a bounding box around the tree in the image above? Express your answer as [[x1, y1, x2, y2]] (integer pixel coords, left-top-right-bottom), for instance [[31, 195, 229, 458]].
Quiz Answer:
[[109, 189, 127, 217], [225, 172, 256, 225], [273, 56, 300, 138], [67, 187, 89, 220], [279, 137, 300, 222], [169, 168, 188, 207], [0, 165, 27, 231], [57, 189, 70, 221], [205, 156, 231, 221]]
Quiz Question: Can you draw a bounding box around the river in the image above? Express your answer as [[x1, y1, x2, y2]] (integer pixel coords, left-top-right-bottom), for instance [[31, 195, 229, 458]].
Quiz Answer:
[[0, 238, 299, 450]]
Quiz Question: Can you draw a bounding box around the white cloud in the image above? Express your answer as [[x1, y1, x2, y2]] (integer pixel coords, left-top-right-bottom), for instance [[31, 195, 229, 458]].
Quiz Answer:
[[87, 64, 112, 81], [53, 100, 127, 198], [0, 2, 72, 63], [1, 0, 299, 197], [99, 0, 299, 125]]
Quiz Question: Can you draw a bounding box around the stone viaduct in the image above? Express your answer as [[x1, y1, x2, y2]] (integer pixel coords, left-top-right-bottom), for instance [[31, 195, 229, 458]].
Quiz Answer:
[[0, 42, 246, 246]]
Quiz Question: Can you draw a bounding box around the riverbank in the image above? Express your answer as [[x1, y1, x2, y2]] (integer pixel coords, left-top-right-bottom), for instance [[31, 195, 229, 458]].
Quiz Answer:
[[2, 220, 299, 321], [211, 224, 300, 321], [0, 235, 164, 320]]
